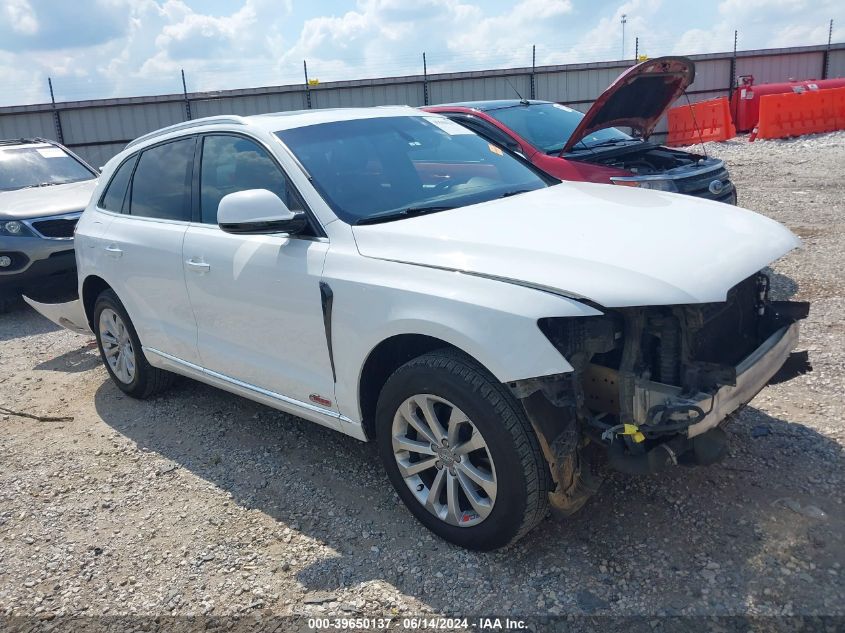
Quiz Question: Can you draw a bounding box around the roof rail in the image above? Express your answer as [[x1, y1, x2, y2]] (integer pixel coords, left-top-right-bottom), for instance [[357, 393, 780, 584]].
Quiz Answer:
[[126, 115, 250, 149]]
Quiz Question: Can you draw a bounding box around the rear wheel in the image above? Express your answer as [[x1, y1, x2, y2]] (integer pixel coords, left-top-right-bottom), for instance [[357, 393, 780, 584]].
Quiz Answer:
[[376, 349, 548, 550], [93, 289, 174, 398]]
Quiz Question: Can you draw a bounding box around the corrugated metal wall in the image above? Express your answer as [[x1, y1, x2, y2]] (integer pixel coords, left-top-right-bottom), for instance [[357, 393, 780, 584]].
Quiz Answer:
[[1, 42, 842, 166]]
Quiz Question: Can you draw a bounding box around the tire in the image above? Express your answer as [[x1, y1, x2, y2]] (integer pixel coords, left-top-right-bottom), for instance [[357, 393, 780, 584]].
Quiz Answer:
[[375, 349, 549, 550], [93, 289, 174, 398]]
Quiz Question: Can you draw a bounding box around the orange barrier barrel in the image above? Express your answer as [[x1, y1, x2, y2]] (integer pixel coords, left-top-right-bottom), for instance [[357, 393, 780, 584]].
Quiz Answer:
[[667, 97, 736, 147], [755, 86, 845, 140]]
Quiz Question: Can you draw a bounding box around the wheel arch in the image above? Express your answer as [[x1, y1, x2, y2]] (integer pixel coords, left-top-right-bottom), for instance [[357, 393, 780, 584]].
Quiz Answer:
[[81, 274, 113, 329], [358, 333, 469, 441]]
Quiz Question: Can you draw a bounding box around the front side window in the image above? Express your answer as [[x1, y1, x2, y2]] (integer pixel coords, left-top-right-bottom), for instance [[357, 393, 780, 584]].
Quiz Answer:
[[199, 135, 302, 225], [276, 116, 548, 225], [99, 155, 137, 213], [129, 138, 194, 221], [486, 103, 631, 154], [0, 144, 96, 192]]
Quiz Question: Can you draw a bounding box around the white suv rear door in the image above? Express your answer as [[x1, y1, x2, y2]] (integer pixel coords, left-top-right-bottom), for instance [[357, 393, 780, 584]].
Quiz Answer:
[[97, 137, 199, 364]]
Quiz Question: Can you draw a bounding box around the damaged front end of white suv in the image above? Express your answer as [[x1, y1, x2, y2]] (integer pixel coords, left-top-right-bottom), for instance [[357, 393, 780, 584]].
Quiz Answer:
[[511, 273, 809, 515]]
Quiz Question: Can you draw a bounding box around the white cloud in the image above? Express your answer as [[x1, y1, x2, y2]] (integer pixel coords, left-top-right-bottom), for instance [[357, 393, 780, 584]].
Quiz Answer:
[[3, 0, 38, 35], [0, 0, 842, 106]]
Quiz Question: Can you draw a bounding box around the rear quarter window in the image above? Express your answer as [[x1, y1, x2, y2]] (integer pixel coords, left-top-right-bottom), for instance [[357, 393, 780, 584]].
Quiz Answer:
[[99, 156, 137, 213]]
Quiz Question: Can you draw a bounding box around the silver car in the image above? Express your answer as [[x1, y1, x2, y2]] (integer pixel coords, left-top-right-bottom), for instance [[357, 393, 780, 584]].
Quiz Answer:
[[0, 138, 98, 307]]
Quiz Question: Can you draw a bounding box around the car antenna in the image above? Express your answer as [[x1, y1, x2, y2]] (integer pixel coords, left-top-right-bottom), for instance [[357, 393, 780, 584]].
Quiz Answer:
[[505, 77, 529, 105], [682, 89, 708, 159]]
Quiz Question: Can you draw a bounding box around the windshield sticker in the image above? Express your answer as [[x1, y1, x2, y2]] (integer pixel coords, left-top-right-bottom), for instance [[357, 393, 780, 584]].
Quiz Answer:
[[488, 143, 504, 156], [553, 103, 575, 112], [36, 147, 66, 158], [423, 117, 474, 135]]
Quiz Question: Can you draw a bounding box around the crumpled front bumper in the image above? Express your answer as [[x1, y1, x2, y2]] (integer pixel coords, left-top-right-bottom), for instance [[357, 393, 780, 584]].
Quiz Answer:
[[630, 322, 800, 438], [685, 322, 799, 437]]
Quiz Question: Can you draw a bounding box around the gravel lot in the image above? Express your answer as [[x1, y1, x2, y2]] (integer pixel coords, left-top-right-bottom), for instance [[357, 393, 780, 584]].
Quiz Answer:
[[1, 132, 843, 625]]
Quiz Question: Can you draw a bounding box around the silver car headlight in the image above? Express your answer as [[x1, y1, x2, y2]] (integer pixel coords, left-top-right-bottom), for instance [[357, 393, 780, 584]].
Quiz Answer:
[[0, 220, 35, 237], [610, 177, 679, 193]]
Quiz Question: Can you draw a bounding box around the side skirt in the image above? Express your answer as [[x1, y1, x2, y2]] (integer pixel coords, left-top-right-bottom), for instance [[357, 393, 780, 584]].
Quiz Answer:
[[143, 347, 368, 442]]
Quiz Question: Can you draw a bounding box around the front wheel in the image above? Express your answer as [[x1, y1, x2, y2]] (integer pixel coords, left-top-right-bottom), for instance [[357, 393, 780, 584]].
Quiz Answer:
[[375, 349, 549, 550], [93, 289, 174, 398]]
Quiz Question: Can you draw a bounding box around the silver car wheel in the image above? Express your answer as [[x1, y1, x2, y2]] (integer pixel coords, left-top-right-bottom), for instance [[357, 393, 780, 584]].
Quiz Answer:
[[99, 308, 136, 385], [392, 394, 497, 527]]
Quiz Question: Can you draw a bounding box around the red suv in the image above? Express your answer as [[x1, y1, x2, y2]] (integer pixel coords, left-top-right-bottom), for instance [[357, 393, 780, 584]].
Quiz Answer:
[[424, 57, 736, 204]]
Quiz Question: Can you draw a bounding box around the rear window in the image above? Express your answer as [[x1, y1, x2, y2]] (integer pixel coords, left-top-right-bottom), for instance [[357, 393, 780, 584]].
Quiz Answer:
[[128, 138, 194, 221], [0, 144, 96, 192]]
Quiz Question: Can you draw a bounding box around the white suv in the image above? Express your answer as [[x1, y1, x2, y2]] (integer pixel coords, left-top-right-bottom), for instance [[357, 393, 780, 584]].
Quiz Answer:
[[28, 108, 808, 550]]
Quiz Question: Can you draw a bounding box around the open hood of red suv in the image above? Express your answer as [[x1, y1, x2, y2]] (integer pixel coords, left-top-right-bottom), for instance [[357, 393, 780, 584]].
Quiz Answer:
[[563, 56, 695, 153]]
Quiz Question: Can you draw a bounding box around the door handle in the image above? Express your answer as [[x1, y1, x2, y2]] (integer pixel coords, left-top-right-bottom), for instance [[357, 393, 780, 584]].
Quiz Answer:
[[186, 258, 211, 273], [104, 244, 123, 258]]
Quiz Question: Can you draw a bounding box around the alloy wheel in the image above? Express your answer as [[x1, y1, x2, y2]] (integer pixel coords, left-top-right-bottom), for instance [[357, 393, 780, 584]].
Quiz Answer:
[[391, 394, 497, 527], [99, 308, 136, 384]]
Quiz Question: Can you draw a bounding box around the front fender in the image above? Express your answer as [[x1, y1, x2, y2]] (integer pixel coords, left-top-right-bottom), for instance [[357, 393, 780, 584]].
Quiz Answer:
[[323, 250, 601, 423]]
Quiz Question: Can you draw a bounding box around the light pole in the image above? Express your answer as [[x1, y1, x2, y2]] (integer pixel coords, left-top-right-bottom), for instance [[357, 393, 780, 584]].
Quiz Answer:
[[621, 14, 627, 58]]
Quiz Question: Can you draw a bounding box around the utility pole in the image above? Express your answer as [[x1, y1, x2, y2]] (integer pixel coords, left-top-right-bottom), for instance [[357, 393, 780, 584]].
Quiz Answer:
[[47, 77, 64, 144], [621, 14, 627, 58], [635, 37, 639, 62], [181, 69, 192, 121]]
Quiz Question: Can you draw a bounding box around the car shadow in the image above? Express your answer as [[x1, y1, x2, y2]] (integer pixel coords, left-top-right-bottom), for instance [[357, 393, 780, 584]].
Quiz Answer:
[[33, 340, 100, 373], [93, 375, 844, 616], [0, 300, 62, 341]]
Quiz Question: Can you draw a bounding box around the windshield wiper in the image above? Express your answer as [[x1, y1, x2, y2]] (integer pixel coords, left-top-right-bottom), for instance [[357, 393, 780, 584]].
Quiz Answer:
[[355, 205, 456, 226], [498, 189, 532, 198], [569, 138, 641, 153]]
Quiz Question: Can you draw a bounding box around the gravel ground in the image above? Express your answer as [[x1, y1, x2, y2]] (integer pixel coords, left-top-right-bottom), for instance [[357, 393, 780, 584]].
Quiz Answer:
[[1, 132, 843, 626]]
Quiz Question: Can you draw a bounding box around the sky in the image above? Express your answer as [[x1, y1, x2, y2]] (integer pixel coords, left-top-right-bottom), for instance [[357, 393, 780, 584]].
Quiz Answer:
[[0, 0, 842, 106]]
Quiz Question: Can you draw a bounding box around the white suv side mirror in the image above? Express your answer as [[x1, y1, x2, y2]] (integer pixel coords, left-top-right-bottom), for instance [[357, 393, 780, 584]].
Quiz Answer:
[[217, 189, 307, 235]]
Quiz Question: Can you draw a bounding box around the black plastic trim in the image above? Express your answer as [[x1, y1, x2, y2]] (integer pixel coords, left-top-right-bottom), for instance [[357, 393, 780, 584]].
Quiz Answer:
[[319, 281, 336, 382]]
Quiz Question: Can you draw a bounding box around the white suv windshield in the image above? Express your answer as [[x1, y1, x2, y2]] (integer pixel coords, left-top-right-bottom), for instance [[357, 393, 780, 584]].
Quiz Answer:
[[276, 116, 547, 225], [0, 144, 96, 192]]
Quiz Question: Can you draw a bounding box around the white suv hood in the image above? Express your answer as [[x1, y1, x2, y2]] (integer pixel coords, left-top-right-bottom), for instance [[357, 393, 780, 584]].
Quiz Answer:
[[352, 182, 800, 308]]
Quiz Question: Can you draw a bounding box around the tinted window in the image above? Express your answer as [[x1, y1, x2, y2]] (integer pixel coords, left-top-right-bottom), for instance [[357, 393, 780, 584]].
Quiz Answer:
[[276, 116, 547, 225], [99, 156, 136, 213], [486, 103, 630, 153], [0, 144, 96, 192], [129, 138, 194, 221], [200, 135, 301, 225]]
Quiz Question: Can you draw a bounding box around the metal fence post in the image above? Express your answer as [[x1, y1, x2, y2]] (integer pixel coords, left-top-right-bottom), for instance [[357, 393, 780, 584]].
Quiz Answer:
[[822, 19, 833, 79], [530, 45, 536, 99], [303, 60, 312, 109], [181, 69, 192, 121], [423, 53, 429, 106], [728, 29, 738, 118], [47, 77, 64, 144]]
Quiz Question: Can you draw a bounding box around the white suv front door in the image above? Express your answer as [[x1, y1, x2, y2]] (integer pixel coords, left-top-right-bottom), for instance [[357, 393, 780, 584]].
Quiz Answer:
[[182, 134, 336, 411]]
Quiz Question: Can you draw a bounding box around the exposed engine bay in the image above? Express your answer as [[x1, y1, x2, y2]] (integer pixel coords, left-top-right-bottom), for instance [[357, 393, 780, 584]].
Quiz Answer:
[[510, 272, 809, 515], [573, 142, 712, 176]]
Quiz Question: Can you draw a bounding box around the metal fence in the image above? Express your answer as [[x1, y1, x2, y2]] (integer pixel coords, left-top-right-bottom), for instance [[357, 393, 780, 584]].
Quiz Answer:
[[1, 42, 843, 168]]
